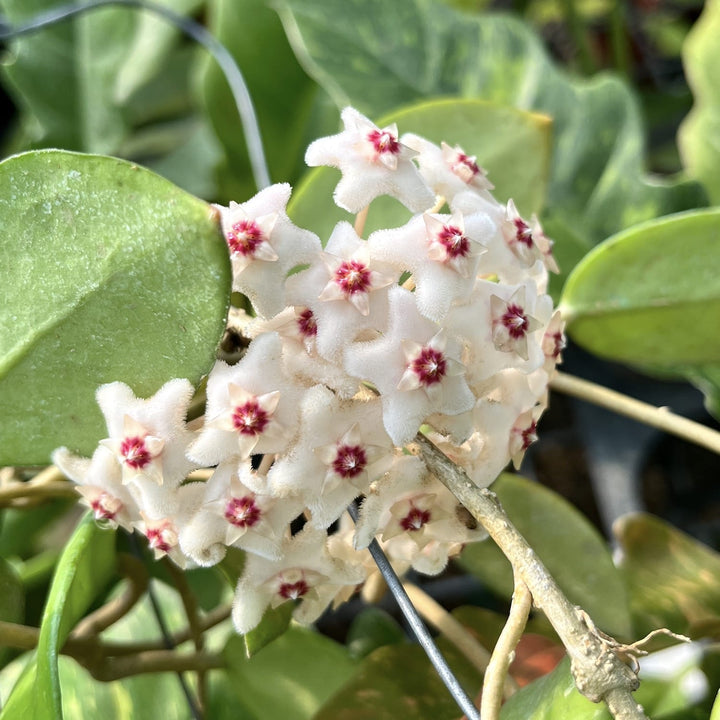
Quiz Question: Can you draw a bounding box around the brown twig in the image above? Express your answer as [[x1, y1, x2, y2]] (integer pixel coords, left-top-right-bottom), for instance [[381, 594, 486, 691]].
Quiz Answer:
[[417, 433, 648, 720], [480, 577, 531, 720]]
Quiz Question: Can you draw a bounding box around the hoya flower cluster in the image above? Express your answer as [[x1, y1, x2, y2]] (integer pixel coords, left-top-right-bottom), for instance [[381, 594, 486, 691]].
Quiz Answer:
[[53, 107, 564, 635]]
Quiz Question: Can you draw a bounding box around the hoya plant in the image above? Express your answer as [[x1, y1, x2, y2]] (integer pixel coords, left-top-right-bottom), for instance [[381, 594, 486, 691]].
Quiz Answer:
[[1, 1, 720, 719]]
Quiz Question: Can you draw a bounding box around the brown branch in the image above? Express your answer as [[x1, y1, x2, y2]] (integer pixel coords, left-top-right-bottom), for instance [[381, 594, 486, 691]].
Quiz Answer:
[[550, 371, 720, 456], [480, 577, 531, 720], [89, 650, 225, 682], [417, 433, 648, 720]]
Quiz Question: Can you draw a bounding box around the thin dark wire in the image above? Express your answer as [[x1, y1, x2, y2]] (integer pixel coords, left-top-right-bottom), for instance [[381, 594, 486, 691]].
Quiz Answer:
[[0, 0, 271, 192], [128, 533, 202, 720], [347, 503, 482, 720]]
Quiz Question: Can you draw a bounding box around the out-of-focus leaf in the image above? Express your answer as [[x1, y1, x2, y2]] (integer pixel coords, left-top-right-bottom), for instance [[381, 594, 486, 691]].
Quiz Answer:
[[680, 0, 720, 203], [313, 643, 476, 720], [560, 209, 720, 368], [202, 0, 319, 202], [224, 626, 357, 720], [243, 603, 293, 657], [346, 607, 406, 660], [278, 0, 706, 285], [0, 0, 203, 158], [0, 516, 115, 719], [614, 512, 720, 639], [0, 150, 230, 465], [290, 97, 551, 242], [0, 557, 24, 666], [711, 689, 720, 720], [500, 657, 609, 719], [0, 0, 132, 153], [459, 474, 633, 639]]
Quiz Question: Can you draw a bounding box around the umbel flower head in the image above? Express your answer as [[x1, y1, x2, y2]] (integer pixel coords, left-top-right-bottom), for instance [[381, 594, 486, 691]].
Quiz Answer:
[[54, 106, 563, 636]]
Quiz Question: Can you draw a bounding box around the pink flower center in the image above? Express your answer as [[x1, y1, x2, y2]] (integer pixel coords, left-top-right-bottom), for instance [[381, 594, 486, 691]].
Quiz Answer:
[[546, 331, 565, 359], [501, 304, 530, 340], [146, 523, 176, 554], [513, 217, 534, 248], [332, 444, 368, 479], [90, 493, 122, 522], [227, 220, 265, 256], [410, 346, 447, 386], [400, 506, 432, 532], [437, 224, 470, 259], [333, 260, 372, 295], [232, 399, 270, 436], [297, 308, 317, 338], [521, 421, 538, 450], [452, 152, 480, 180], [120, 436, 153, 469], [367, 129, 400, 156], [225, 496, 261, 528], [278, 579, 309, 600]]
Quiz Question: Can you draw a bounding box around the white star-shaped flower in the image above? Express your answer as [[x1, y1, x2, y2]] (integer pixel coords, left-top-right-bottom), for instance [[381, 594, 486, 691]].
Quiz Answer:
[[305, 107, 435, 213], [217, 183, 321, 319]]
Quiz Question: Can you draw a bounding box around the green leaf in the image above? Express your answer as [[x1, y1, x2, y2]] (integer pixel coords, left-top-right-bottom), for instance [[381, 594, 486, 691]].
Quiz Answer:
[[289, 97, 551, 242], [346, 607, 406, 659], [201, 0, 320, 202], [459, 474, 633, 639], [224, 626, 357, 720], [679, 0, 720, 203], [500, 657, 609, 720], [278, 0, 706, 280], [0, 0, 131, 153], [243, 603, 293, 657], [0, 150, 231, 465], [1, 515, 116, 719], [0, 557, 24, 666], [314, 640, 480, 720], [559, 208, 720, 368], [711, 689, 720, 720], [614, 512, 720, 639]]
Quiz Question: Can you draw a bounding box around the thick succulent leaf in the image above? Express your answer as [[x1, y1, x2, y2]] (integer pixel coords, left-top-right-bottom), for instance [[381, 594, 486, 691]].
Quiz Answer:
[[459, 474, 633, 639], [679, 0, 720, 203], [0, 150, 231, 465], [278, 0, 706, 282], [560, 209, 720, 368], [201, 0, 320, 202], [0, 516, 115, 719], [614, 512, 720, 639], [346, 607, 406, 660], [224, 626, 357, 720], [242, 603, 293, 657], [289, 97, 551, 241]]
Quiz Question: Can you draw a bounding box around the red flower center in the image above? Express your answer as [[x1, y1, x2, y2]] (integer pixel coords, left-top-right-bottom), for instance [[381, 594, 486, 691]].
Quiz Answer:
[[410, 347, 447, 386], [120, 435, 153, 469], [521, 421, 538, 450], [225, 496, 261, 528], [90, 493, 121, 522], [227, 220, 264, 256], [513, 217, 533, 248], [437, 224, 470, 259], [501, 304, 529, 340], [452, 152, 480, 179], [400, 506, 432, 532], [367, 129, 400, 156], [232, 399, 270, 436], [334, 260, 372, 295], [146, 524, 176, 553], [278, 579, 309, 600], [332, 444, 368, 479], [297, 308, 317, 338]]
